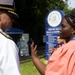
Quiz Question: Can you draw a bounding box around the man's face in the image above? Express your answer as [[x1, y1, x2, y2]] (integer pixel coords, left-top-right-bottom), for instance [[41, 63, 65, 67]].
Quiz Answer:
[[0, 12, 14, 30]]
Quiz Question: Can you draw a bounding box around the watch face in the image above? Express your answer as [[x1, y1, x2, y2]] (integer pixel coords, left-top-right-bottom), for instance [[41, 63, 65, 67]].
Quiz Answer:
[[47, 11, 62, 27]]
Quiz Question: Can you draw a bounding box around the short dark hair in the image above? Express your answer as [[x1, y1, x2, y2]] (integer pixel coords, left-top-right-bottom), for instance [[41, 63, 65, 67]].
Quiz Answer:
[[64, 12, 75, 29]]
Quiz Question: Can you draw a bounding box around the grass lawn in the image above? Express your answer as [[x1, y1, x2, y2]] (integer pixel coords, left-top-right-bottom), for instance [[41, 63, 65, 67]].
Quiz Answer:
[[20, 57, 47, 75]]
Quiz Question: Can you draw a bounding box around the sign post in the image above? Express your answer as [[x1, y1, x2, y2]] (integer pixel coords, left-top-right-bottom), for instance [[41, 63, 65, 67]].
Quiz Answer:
[[45, 9, 65, 60]]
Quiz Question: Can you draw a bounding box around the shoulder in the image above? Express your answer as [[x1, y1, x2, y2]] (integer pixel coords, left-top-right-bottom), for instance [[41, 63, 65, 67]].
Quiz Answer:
[[0, 31, 12, 39], [52, 41, 75, 55], [49, 41, 75, 60], [64, 40, 75, 48], [0, 32, 15, 46], [57, 40, 75, 53]]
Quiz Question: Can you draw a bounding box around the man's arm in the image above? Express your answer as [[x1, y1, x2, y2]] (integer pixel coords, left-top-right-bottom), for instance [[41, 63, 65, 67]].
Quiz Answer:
[[3, 40, 21, 75]]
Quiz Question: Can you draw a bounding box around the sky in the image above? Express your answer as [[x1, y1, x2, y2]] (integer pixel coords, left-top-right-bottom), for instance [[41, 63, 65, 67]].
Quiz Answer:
[[68, 0, 75, 9]]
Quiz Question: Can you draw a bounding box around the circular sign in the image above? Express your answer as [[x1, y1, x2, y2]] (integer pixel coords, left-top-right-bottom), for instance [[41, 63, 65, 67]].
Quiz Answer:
[[47, 11, 62, 27]]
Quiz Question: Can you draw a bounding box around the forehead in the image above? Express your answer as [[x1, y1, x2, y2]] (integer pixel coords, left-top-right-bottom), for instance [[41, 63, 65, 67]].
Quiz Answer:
[[0, 10, 13, 17], [61, 18, 71, 27], [61, 18, 67, 24]]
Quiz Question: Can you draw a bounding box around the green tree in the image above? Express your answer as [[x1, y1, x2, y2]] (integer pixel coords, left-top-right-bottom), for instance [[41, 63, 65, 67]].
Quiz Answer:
[[14, 0, 70, 42], [70, 8, 75, 13]]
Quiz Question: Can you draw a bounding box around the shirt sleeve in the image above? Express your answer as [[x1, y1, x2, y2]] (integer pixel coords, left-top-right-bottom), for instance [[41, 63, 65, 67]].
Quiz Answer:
[[0, 39, 21, 75]]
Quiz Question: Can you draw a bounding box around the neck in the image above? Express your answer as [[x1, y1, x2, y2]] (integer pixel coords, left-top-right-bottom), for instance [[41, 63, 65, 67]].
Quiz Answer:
[[65, 35, 75, 43], [70, 35, 75, 40]]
